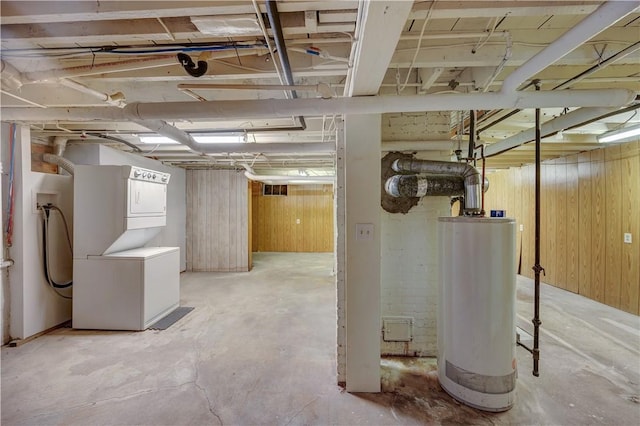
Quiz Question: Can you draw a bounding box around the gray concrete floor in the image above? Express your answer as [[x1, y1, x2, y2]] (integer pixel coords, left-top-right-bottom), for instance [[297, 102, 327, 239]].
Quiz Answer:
[[2, 252, 639, 425]]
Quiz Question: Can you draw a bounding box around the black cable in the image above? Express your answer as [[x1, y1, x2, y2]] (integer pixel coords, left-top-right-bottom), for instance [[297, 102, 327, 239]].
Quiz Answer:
[[39, 205, 73, 298]]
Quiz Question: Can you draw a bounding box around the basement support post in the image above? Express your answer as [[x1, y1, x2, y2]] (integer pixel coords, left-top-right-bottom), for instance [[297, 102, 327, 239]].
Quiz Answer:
[[343, 114, 381, 392]]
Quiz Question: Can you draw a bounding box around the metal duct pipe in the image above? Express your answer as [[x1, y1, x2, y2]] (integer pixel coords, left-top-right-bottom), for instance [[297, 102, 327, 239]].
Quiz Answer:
[[2, 89, 635, 122], [265, 0, 306, 129], [385, 174, 489, 198], [391, 158, 483, 214], [500, 0, 638, 92], [42, 154, 75, 175]]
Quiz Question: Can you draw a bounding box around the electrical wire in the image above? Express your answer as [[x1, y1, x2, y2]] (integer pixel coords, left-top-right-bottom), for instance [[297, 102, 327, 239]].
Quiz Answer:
[[39, 204, 73, 299], [398, 0, 437, 93], [472, 17, 499, 54], [5, 124, 16, 247]]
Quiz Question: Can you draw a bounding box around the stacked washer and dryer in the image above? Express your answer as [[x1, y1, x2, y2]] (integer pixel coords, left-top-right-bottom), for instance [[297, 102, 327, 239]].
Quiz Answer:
[[72, 165, 180, 331]]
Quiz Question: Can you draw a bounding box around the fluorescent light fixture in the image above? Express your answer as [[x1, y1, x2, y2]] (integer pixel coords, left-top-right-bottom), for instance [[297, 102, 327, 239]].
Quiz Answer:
[[194, 135, 245, 144], [597, 123, 640, 143], [139, 136, 178, 144], [139, 134, 246, 144]]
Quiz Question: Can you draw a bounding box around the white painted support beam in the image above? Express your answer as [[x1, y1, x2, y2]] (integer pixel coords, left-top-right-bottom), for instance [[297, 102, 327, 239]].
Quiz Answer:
[[410, 1, 601, 20], [344, 114, 381, 392], [484, 107, 617, 157], [501, 1, 639, 92], [2, 89, 635, 123], [344, 0, 413, 96], [0, 1, 359, 24]]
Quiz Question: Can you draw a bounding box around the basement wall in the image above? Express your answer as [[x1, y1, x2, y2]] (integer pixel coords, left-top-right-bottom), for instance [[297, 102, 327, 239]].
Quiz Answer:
[[185, 169, 249, 272], [1, 125, 73, 342], [251, 182, 334, 253], [380, 151, 452, 357], [484, 140, 640, 315]]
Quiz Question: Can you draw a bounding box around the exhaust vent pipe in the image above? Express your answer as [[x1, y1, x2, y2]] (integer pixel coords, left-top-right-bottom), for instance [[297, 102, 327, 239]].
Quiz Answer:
[[389, 158, 484, 215]]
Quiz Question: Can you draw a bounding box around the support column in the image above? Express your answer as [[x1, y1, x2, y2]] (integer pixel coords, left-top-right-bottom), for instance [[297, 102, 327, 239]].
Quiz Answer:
[[343, 114, 381, 392]]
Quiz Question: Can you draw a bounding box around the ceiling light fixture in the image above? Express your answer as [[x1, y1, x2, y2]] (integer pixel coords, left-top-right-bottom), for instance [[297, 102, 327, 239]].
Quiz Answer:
[[139, 134, 246, 144], [597, 123, 640, 143], [139, 136, 177, 144]]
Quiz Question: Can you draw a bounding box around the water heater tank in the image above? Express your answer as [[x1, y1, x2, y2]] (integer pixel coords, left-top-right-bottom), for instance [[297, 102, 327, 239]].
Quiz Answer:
[[437, 216, 517, 412]]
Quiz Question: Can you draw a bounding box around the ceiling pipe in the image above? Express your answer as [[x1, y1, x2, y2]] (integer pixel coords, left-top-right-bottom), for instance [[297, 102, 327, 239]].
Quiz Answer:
[[59, 78, 126, 107], [178, 83, 334, 99], [382, 141, 462, 151], [161, 142, 335, 155], [2, 88, 635, 122], [551, 40, 640, 91], [18, 50, 266, 82], [265, 0, 306, 130], [500, 0, 639, 93], [480, 40, 640, 134], [240, 163, 334, 184], [484, 106, 618, 157]]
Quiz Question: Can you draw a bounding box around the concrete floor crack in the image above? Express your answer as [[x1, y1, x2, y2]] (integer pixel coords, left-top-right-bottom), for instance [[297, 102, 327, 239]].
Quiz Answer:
[[194, 347, 223, 426], [283, 396, 320, 426]]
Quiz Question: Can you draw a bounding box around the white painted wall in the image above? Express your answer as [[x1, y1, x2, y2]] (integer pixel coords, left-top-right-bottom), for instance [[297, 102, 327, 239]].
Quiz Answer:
[[2, 125, 74, 341], [343, 114, 381, 392], [380, 151, 454, 356], [64, 144, 186, 271]]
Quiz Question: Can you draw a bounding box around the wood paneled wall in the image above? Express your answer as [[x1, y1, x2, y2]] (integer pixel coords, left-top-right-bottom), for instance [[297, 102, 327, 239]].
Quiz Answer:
[[484, 141, 640, 314], [251, 182, 334, 252], [186, 170, 250, 272]]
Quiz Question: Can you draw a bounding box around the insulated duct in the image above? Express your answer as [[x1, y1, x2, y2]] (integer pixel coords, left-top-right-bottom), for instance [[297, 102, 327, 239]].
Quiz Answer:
[[385, 174, 489, 198], [391, 158, 483, 215], [42, 154, 75, 175]]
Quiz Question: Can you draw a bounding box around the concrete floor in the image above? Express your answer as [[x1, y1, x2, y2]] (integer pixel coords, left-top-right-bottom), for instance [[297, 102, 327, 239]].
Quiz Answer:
[[2, 252, 639, 425]]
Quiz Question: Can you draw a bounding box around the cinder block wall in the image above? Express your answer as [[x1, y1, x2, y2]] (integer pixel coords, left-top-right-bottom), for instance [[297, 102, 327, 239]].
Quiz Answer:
[[380, 198, 450, 356]]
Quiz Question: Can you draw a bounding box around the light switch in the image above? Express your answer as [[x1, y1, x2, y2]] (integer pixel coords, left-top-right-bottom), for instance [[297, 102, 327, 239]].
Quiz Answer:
[[355, 223, 374, 241], [624, 233, 632, 244]]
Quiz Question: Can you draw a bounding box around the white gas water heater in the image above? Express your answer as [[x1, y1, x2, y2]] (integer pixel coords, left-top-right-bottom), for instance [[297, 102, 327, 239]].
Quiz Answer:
[[438, 216, 517, 412]]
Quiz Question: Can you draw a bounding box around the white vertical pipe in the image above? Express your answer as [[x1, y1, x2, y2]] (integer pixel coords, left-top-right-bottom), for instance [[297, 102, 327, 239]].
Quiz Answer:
[[501, 1, 639, 92]]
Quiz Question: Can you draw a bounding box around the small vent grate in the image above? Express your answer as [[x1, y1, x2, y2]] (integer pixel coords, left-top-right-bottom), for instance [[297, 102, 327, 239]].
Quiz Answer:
[[263, 184, 288, 196]]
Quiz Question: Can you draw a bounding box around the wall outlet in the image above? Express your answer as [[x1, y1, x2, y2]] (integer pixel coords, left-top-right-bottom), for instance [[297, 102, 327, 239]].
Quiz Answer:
[[624, 233, 632, 244], [355, 223, 374, 241], [296, 218, 300, 225], [519, 224, 524, 232], [33, 191, 60, 214]]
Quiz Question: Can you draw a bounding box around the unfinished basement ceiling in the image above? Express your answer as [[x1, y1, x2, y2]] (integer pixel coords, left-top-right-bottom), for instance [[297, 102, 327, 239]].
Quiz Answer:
[[1, 1, 639, 172]]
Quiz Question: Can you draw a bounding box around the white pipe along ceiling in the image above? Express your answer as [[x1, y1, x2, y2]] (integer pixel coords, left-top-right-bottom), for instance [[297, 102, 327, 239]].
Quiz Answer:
[[0, 0, 638, 170]]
